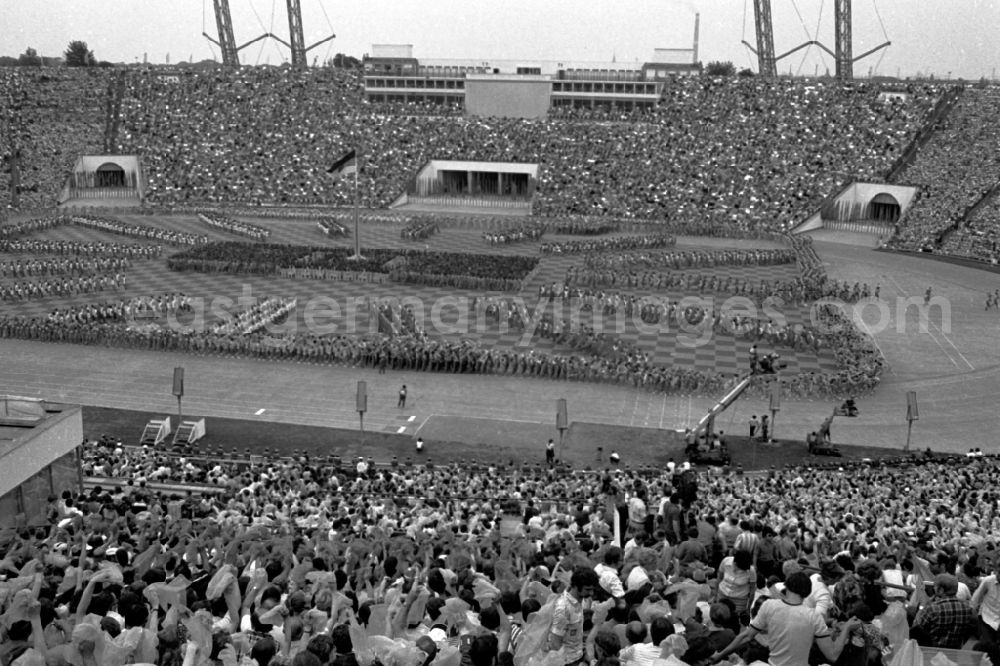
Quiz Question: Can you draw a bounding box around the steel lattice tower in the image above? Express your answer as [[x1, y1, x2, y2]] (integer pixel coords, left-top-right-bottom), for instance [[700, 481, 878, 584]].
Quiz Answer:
[[213, 0, 239, 66], [286, 0, 307, 68], [270, 0, 335, 69], [835, 0, 853, 79], [753, 0, 777, 77]]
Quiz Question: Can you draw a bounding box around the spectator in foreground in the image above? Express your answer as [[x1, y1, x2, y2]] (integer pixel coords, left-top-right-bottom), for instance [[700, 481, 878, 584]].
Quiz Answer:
[[911, 573, 977, 649], [711, 571, 860, 665]]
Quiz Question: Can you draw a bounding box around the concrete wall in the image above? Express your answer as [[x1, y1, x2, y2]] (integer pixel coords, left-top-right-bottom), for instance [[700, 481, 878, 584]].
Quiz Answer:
[[0, 451, 79, 531], [843, 182, 919, 211], [464, 78, 552, 119], [0, 405, 82, 531], [792, 211, 824, 234], [791, 181, 920, 234], [425, 160, 538, 179], [0, 406, 82, 497], [75, 155, 140, 174]]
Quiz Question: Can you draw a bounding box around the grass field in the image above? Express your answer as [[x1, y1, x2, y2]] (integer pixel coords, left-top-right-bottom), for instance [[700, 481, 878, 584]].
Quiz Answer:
[[2, 215, 836, 376]]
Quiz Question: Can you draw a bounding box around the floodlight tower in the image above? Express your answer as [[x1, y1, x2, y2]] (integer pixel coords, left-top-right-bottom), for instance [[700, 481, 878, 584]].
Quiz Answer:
[[745, 0, 889, 80], [270, 0, 336, 69], [834, 0, 891, 80], [741, 0, 777, 77], [834, 0, 853, 79], [287, 0, 307, 68], [203, 0, 270, 67], [210, 0, 239, 66]]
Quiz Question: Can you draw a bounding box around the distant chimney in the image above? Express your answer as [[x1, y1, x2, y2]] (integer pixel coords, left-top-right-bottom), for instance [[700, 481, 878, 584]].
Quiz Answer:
[[693, 13, 700, 64]]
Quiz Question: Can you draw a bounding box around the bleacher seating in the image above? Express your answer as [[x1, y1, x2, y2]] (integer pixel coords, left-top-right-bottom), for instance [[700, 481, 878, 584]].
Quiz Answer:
[[889, 86, 1000, 252], [105, 69, 941, 230]]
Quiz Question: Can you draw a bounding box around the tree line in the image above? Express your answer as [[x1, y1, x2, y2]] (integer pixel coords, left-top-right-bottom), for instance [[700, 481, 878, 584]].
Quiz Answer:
[[0, 42, 107, 67], [1, 42, 362, 69]]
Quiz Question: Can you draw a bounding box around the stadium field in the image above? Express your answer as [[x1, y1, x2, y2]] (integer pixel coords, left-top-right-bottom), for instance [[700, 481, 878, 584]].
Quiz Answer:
[[2, 215, 1000, 461]]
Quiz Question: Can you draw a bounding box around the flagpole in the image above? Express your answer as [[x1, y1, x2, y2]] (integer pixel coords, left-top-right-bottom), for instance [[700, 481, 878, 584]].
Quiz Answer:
[[351, 162, 361, 260]]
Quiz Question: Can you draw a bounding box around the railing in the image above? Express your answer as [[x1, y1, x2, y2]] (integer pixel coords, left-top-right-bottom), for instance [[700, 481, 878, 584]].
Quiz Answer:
[[85, 476, 228, 496], [938, 178, 1000, 247], [408, 175, 536, 199], [137, 159, 148, 201], [885, 87, 964, 183], [820, 221, 894, 235], [787, 179, 854, 233], [960, 178, 1000, 227], [407, 195, 533, 209], [558, 69, 643, 82], [819, 189, 866, 222], [57, 179, 72, 205], [66, 187, 140, 200]]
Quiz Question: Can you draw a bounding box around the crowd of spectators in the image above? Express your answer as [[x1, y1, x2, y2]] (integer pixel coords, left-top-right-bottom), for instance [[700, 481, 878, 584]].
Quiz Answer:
[[889, 86, 1000, 252], [106, 69, 939, 229], [0, 68, 109, 209], [3, 436, 1000, 666], [12, 66, 992, 265], [938, 193, 1000, 264], [6, 66, 960, 258]]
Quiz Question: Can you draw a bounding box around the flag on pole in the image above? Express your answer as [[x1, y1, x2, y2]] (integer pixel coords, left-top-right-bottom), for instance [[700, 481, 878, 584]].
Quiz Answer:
[[328, 149, 358, 179]]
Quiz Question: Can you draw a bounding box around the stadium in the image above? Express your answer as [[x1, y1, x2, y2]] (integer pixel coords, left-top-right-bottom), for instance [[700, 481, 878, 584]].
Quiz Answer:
[[1, 1, 1000, 664]]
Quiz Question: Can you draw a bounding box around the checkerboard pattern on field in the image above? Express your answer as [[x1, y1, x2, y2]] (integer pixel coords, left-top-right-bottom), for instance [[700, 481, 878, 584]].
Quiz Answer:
[[0, 214, 838, 374]]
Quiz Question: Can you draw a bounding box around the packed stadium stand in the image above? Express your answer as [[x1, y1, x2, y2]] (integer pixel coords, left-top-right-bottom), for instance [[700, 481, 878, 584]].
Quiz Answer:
[[6, 63, 1000, 666], [0, 68, 110, 209], [104, 69, 939, 227], [885, 85, 1000, 254], [943, 193, 1000, 263], [1, 432, 998, 666], [12, 67, 1000, 266]]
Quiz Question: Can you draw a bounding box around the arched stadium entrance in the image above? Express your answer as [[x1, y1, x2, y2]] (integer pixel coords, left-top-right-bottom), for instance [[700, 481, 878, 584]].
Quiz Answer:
[[95, 162, 127, 188], [868, 192, 901, 223], [60, 155, 144, 205]]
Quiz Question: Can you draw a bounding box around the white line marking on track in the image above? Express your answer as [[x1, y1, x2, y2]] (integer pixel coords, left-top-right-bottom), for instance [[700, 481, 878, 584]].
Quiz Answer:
[[407, 416, 416, 422], [254, 408, 265, 415], [888, 276, 973, 370], [396, 426, 407, 434]]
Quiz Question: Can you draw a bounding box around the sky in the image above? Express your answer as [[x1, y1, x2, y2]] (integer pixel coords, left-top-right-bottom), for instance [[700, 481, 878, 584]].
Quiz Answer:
[[2, 0, 998, 79]]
